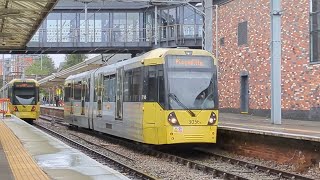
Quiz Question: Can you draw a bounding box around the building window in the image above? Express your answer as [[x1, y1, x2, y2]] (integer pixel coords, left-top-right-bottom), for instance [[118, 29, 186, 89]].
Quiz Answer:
[[238, 21, 248, 46], [220, 37, 225, 46], [311, 0, 320, 63]]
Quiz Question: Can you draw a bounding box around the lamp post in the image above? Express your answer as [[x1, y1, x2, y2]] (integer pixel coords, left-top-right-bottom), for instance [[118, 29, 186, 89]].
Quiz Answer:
[[189, 2, 218, 55], [41, 54, 43, 70], [155, 5, 158, 46], [2, 54, 4, 97]]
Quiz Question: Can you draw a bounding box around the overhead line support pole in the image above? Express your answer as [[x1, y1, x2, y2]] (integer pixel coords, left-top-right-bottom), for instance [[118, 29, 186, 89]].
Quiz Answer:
[[271, 0, 282, 124], [215, 5, 218, 62], [40, 54, 43, 71], [2, 54, 4, 97], [155, 5, 158, 46], [85, 2, 88, 43]]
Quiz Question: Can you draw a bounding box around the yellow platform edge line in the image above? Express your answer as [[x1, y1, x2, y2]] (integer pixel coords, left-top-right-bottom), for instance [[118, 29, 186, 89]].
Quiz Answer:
[[0, 121, 50, 180]]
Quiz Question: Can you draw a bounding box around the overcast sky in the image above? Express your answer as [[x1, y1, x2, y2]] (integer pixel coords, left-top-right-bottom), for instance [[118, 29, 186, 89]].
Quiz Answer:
[[48, 54, 99, 68], [48, 54, 65, 67]]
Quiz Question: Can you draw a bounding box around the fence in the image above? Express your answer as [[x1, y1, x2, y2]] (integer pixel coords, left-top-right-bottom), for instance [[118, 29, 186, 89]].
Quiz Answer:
[[0, 98, 11, 118]]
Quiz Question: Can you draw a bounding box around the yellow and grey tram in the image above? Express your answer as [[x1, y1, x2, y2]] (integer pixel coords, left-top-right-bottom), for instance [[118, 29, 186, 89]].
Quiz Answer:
[[1, 79, 40, 122], [64, 48, 219, 145]]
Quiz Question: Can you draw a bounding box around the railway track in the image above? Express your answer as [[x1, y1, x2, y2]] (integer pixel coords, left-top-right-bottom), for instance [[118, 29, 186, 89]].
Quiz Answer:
[[33, 122, 157, 180], [39, 115, 247, 179], [69, 132, 135, 162], [193, 148, 314, 180], [38, 115, 315, 180], [170, 148, 315, 180]]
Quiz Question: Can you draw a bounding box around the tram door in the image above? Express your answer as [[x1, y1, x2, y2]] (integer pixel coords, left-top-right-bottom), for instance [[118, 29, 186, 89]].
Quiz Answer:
[[240, 75, 249, 113], [115, 68, 124, 120], [88, 76, 94, 129], [70, 81, 75, 123]]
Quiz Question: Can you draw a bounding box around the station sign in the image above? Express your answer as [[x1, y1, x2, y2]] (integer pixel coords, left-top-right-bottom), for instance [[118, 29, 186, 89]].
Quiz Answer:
[[14, 83, 35, 88], [167, 55, 213, 69]]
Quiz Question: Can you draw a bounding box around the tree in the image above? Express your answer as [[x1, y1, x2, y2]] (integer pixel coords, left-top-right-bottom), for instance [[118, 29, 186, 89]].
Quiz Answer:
[[25, 55, 56, 76], [62, 54, 88, 70]]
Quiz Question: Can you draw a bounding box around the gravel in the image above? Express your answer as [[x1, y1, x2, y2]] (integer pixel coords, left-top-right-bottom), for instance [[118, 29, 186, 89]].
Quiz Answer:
[[36, 119, 319, 180], [35, 120, 222, 180], [209, 148, 320, 180]]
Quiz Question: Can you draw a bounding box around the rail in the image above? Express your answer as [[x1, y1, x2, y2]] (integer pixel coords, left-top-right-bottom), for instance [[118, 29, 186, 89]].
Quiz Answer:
[[39, 115, 248, 180], [40, 107, 316, 180], [34, 123, 157, 180], [194, 148, 314, 180], [29, 24, 202, 44]]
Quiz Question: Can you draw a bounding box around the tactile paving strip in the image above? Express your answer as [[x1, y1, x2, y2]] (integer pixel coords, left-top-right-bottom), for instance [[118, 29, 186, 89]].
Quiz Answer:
[[0, 121, 49, 180]]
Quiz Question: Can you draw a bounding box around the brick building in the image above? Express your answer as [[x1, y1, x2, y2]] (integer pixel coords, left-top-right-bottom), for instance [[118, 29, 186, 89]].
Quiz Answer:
[[0, 55, 41, 81], [211, 0, 320, 120]]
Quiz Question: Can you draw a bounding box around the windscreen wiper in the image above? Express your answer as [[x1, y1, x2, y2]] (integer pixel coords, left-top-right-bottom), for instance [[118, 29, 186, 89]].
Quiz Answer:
[[168, 93, 196, 117]]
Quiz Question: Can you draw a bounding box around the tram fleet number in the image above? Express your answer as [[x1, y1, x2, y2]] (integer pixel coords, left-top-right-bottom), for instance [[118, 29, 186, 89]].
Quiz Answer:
[[189, 120, 201, 124]]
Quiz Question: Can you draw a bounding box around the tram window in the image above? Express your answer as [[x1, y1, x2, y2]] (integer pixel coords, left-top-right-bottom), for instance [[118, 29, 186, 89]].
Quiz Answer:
[[158, 69, 165, 106], [85, 84, 88, 102], [132, 68, 142, 102], [8, 87, 12, 100], [82, 83, 86, 99], [94, 77, 99, 102], [147, 66, 158, 101], [94, 88, 97, 102], [123, 68, 143, 102], [124, 70, 132, 102], [85, 79, 90, 102], [74, 84, 82, 100], [103, 77, 108, 102], [64, 87, 71, 102], [103, 75, 116, 102], [36, 87, 40, 102], [108, 75, 116, 102]]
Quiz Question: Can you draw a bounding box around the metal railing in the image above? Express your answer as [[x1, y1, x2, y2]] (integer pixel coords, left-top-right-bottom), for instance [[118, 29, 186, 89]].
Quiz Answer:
[[0, 98, 10, 118], [29, 24, 202, 45]]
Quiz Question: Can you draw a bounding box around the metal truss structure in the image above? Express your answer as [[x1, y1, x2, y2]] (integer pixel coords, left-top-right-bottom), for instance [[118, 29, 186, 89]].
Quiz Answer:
[[0, 0, 59, 50]]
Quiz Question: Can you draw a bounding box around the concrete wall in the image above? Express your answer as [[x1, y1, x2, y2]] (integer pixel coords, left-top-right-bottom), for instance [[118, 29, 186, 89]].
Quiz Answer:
[[214, 0, 320, 120]]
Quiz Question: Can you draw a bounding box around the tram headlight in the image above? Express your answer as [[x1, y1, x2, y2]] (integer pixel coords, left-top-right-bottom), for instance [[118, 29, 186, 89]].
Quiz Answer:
[[171, 117, 177, 124], [208, 112, 217, 125], [168, 112, 180, 125]]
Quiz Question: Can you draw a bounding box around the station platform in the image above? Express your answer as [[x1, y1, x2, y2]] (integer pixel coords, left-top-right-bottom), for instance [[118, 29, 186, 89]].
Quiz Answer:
[[0, 116, 129, 180], [40, 105, 64, 110], [219, 113, 320, 142], [39, 105, 320, 142]]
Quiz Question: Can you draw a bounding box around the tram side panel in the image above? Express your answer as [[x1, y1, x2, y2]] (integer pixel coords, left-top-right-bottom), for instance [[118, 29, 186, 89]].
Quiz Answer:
[[71, 81, 81, 127], [142, 102, 165, 144], [123, 102, 144, 142], [93, 101, 117, 137]]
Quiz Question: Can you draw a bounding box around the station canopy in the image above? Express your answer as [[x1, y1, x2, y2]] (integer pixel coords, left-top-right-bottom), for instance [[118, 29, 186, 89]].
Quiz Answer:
[[39, 55, 103, 88], [39, 53, 131, 88], [0, 0, 58, 50]]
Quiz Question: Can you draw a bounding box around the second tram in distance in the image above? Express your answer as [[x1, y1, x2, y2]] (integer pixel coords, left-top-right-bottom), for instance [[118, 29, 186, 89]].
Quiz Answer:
[[64, 48, 219, 145], [1, 79, 40, 123]]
